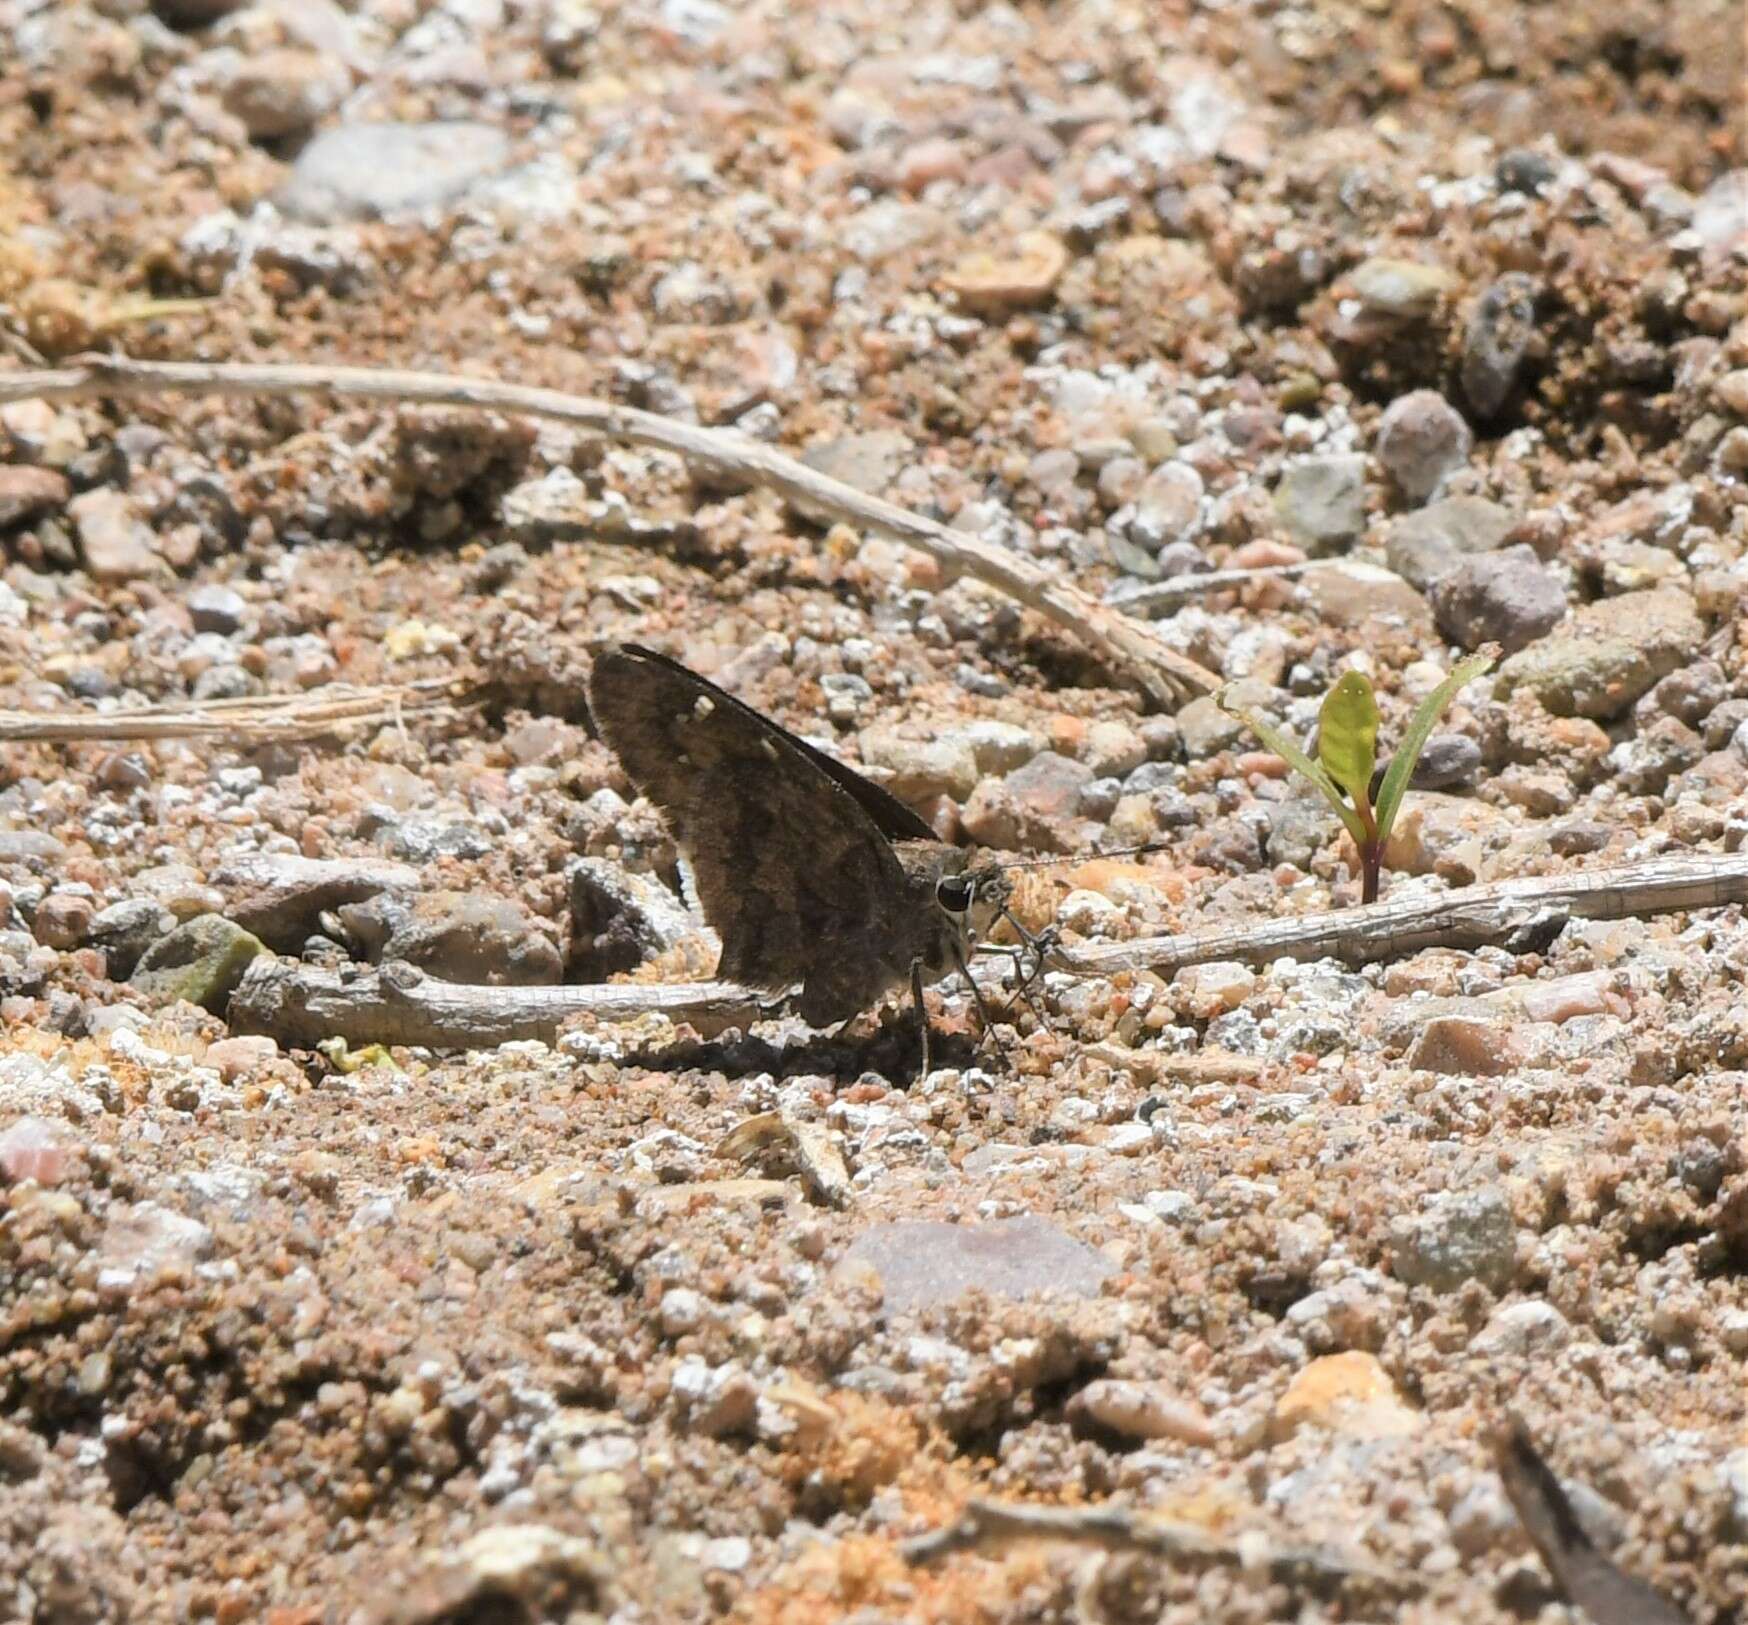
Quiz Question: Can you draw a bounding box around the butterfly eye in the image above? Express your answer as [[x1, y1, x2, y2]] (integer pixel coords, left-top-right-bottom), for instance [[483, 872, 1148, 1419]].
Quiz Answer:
[[936, 875, 974, 913]]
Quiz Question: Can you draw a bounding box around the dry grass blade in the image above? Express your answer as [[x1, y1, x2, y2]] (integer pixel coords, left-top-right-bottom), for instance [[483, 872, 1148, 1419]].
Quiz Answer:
[[0, 678, 471, 745], [901, 1498, 1419, 1594]]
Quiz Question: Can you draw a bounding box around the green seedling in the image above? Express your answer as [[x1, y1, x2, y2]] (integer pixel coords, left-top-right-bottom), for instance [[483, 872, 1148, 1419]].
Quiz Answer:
[[1218, 650, 1496, 904]]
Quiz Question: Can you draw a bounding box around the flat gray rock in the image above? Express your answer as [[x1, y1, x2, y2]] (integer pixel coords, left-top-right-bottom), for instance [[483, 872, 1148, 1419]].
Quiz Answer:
[[838, 1216, 1115, 1312], [275, 122, 512, 222]]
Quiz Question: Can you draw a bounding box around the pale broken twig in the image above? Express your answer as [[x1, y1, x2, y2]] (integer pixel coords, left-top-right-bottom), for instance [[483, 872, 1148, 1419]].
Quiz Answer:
[[0, 678, 470, 745], [1082, 1043, 1266, 1086], [0, 356, 1219, 706], [901, 1498, 1419, 1595], [1050, 853, 1748, 977], [1106, 559, 1339, 616]]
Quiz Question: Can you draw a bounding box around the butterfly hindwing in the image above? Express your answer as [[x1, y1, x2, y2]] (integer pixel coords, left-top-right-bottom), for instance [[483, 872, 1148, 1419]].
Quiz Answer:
[[587, 643, 940, 1021]]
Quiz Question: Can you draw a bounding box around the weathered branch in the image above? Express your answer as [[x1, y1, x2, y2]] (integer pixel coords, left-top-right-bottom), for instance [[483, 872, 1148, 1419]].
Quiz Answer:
[[1052, 854, 1748, 976], [0, 678, 469, 744], [228, 957, 769, 1049], [900, 1498, 1418, 1594], [0, 356, 1218, 705]]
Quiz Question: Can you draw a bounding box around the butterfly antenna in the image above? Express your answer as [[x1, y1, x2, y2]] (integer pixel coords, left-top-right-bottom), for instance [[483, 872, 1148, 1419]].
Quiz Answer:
[[992, 840, 1170, 875]]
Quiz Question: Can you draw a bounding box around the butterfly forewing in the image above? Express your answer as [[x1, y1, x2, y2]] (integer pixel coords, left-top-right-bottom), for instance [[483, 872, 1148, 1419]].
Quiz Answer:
[[587, 644, 934, 1020]]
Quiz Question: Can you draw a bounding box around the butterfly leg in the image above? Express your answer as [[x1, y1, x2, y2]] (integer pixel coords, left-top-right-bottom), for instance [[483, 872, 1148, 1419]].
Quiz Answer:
[[911, 959, 932, 1079]]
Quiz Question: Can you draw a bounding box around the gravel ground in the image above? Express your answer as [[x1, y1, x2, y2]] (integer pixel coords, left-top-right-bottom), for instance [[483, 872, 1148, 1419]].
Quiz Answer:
[[2, 0, 1747, 1621]]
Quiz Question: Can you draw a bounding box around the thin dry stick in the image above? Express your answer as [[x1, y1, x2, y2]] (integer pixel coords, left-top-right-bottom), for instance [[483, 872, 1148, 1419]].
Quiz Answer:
[[900, 1498, 1419, 1594], [0, 678, 469, 744], [229, 957, 771, 1049], [0, 356, 1218, 705], [1081, 1042, 1265, 1085], [1053, 853, 1748, 976], [1107, 559, 1338, 615]]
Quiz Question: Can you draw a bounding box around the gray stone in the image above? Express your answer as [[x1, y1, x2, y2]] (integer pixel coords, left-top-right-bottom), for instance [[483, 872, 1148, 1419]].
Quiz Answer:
[[1391, 1186, 1516, 1293], [568, 857, 703, 979], [0, 831, 67, 867], [960, 752, 1098, 853], [1394, 732, 1482, 791], [1692, 169, 1748, 254], [1117, 463, 1204, 553], [1494, 587, 1706, 719], [1177, 684, 1267, 758], [858, 727, 979, 803], [1429, 545, 1566, 653], [942, 720, 1040, 776], [69, 489, 161, 583], [186, 584, 247, 635], [1462, 273, 1540, 419], [276, 122, 513, 223], [1639, 659, 1726, 729], [88, 899, 177, 979], [0, 465, 70, 530], [1266, 796, 1341, 868], [336, 890, 563, 986], [212, 851, 420, 950], [1347, 258, 1459, 318], [1608, 716, 1703, 796], [1272, 456, 1367, 554], [838, 1215, 1115, 1312], [1299, 560, 1432, 629], [222, 48, 348, 142], [791, 431, 912, 525], [1375, 390, 1472, 502], [130, 915, 266, 1013], [377, 816, 493, 863], [1385, 496, 1514, 591]]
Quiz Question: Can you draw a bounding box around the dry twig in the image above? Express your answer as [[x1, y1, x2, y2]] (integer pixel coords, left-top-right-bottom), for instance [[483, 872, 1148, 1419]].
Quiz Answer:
[[229, 958, 769, 1049], [1081, 1042, 1265, 1085], [1106, 559, 1337, 615], [0, 678, 469, 745], [1052, 854, 1748, 977], [0, 356, 1219, 705], [901, 1498, 1419, 1594]]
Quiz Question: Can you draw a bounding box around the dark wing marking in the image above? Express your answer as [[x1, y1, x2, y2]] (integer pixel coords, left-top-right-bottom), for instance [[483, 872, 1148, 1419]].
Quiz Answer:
[[608, 644, 938, 842], [587, 643, 928, 1019], [1496, 1420, 1690, 1625]]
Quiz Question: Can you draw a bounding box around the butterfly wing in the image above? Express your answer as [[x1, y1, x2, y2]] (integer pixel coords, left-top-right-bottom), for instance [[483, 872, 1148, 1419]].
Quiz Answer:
[[606, 645, 939, 842], [587, 644, 930, 1020]]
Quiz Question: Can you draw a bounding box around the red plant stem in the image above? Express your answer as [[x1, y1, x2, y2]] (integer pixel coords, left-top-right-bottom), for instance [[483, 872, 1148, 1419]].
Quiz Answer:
[[1361, 844, 1382, 905], [1356, 798, 1381, 905]]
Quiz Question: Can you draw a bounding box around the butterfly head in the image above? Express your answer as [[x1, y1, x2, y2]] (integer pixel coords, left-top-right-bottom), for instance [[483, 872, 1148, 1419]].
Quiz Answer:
[[931, 858, 1012, 946]]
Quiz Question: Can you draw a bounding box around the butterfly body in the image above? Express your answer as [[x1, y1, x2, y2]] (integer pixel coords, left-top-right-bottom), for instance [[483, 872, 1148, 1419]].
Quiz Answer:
[[586, 644, 1008, 1033]]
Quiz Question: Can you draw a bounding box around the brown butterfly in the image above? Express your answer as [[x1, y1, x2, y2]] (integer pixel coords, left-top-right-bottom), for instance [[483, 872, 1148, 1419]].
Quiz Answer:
[[586, 643, 1023, 1071]]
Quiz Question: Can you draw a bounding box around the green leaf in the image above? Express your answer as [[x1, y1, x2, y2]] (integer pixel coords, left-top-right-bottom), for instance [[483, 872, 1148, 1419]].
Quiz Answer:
[[1217, 685, 1370, 847], [1317, 671, 1379, 811], [1373, 649, 1497, 841]]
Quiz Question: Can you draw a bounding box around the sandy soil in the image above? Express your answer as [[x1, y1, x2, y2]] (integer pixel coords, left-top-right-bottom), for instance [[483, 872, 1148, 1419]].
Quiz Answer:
[[2, 0, 1746, 1621]]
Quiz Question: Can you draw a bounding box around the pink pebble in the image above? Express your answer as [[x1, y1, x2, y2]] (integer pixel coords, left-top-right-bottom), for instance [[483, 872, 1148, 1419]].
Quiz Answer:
[[0, 1116, 74, 1186]]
